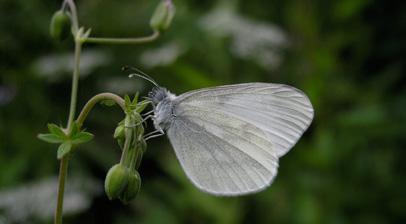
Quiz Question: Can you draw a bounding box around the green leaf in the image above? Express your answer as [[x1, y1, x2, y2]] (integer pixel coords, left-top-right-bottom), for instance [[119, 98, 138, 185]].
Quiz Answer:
[[37, 133, 65, 144], [57, 142, 72, 159], [124, 95, 131, 106], [124, 95, 132, 112], [71, 131, 94, 144], [47, 123, 66, 138], [132, 92, 139, 105]]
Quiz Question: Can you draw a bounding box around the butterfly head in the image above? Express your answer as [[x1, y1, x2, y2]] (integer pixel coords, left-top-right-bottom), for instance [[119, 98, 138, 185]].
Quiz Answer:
[[148, 87, 176, 131], [148, 87, 176, 106], [148, 87, 168, 105]]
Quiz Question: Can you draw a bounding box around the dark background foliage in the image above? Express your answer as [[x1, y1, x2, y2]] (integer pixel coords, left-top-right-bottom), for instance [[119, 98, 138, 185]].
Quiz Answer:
[[0, 0, 405, 223]]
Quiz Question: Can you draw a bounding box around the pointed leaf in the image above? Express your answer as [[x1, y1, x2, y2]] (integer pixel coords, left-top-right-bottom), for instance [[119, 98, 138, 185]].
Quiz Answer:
[[37, 133, 65, 144], [71, 131, 94, 144], [47, 123, 66, 138], [132, 92, 139, 105], [124, 95, 131, 106], [57, 142, 72, 159], [124, 95, 132, 112]]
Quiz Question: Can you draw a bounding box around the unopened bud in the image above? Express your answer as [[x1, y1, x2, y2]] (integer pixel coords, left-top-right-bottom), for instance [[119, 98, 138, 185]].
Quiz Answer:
[[50, 10, 71, 41], [114, 122, 125, 149], [104, 164, 129, 200], [150, 0, 175, 32], [114, 123, 125, 139], [119, 170, 141, 203]]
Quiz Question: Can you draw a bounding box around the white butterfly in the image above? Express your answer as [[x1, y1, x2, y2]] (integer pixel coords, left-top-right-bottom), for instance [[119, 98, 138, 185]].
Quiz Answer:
[[146, 82, 314, 196]]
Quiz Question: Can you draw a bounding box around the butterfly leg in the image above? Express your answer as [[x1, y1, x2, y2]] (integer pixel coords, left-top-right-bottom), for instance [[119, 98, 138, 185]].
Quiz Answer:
[[142, 110, 154, 116], [125, 115, 153, 128], [143, 129, 165, 141]]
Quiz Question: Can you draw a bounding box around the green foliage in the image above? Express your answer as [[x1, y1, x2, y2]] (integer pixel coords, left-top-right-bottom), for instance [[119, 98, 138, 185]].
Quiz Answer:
[[70, 131, 93, 144], [57, 141, 72, 159], [38, 122, 93, 159], [37, 124, 66, 144], [123, 93, 150, 114]]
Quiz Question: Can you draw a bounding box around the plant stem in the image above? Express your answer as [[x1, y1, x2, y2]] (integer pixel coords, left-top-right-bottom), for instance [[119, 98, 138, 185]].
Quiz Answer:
[[120, 116, 132, 165], [76, 93, 126, 128], [54, 1, 161, 223], [64, 0, 79, 32], [55, 40, 82, 224], [67, 41, 82, 130], [55, 155, 70, 224], [83, 31, 159, 45]]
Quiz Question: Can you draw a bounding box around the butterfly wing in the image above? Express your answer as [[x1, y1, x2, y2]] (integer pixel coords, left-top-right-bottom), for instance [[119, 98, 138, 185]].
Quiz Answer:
[[166, 83, 314, 195]]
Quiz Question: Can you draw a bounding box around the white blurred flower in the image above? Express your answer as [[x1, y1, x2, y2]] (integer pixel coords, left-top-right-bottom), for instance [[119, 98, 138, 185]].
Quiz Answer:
[[199, 2, 289, 70], [0, 176, 101, 223], [33, 50, 112, 82], [139, 42, 185, 68]]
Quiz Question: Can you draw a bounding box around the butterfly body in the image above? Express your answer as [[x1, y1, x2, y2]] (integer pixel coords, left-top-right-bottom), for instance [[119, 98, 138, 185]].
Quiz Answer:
[[149, 87, 176, 131]]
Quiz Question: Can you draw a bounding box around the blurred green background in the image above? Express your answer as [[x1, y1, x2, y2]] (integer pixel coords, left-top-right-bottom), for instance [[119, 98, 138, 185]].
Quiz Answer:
[[1, 0, 405, 223]]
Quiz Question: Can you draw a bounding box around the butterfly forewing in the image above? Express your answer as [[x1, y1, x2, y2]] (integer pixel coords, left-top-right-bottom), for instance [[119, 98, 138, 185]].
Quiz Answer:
[[167, 83, 314, 195]]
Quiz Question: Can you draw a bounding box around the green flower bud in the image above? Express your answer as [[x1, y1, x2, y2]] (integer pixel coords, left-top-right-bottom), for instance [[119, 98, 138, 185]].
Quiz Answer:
[[114, 122, 125, 149], [50, 10, 71, 41], [150, 0, 176, 32], [104, 164, 129, 200], [119, 170, 141, 204], [114, 122, 125, 139]]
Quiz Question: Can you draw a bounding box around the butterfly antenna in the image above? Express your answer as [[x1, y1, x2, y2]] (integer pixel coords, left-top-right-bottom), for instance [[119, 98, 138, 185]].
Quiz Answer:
[[122, 66, 159, 87]]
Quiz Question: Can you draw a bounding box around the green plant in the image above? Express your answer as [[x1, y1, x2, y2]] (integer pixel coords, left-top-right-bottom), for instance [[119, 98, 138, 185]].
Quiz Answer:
[[37, 0, 175, 223]]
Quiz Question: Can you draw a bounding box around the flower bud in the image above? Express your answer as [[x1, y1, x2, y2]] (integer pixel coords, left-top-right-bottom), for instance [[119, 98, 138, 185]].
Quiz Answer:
[[114, 123, 125, 139], [50, 10, 71, 41], [114, 122, 125, 149], [104, 164, 129, 200], [119, 170, 141, 204], [150, 0, 176, 32]]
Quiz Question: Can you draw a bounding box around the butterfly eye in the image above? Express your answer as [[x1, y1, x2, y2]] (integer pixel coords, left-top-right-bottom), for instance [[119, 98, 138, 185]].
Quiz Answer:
[[148, 87, 168, 104]]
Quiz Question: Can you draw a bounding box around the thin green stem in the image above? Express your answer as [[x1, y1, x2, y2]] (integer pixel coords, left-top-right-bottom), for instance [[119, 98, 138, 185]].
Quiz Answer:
[[55, 39, 82, 224], [82, 31, 159, 45], [66, 41, 82, 131], [54, 155, 70, 224], [64, 0, 79, 32], [76, 93, 126, 128], [120, 121, 132, 165], [54, 1, 161, 223]]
